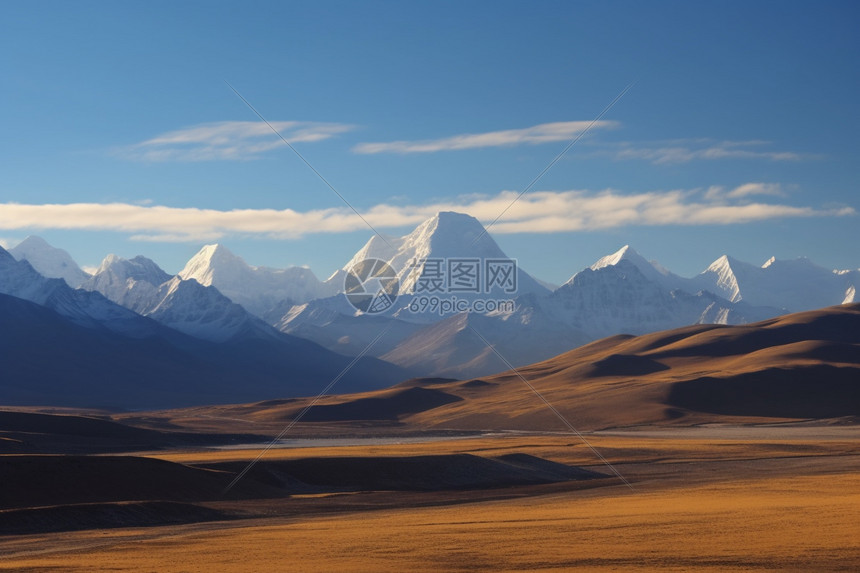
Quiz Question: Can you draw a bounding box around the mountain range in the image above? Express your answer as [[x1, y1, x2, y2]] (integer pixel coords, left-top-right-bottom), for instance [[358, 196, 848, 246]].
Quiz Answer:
[[0, 246, 408, 409], [4, 211, 858, 405]]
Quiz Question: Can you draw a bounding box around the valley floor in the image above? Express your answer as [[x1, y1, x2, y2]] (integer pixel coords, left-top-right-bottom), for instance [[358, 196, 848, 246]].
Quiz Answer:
[[1, 426, 858, 572]]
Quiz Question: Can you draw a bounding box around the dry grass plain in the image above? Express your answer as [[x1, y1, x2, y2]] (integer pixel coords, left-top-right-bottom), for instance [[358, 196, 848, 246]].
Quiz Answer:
[[2, 427, 858, 572]]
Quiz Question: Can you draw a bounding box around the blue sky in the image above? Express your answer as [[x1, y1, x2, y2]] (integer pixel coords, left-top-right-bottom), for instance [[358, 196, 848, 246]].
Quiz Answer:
[[1, 0, 858, 284]]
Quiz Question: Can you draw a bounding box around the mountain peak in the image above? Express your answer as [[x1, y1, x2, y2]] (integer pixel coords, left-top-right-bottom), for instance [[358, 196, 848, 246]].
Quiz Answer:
[[699, 255, 756, 303], [400, 211, 498, 262], [94, 253, 171, 286], [347, 211, 547, 299], [341, 233, 402, 273], [432, 210, 482, 225], [97, 253, 123, 273], [14, 235, 52, 249], [706, 254, 745, 272], [179, 243, 333, 316], [9, 235, 90, 288], [590, 245, 640, 271], [563, 245, 683, 290], [195, 243, 241, 263], [179, 243, 249, 286], [429, 211, 487, 236]]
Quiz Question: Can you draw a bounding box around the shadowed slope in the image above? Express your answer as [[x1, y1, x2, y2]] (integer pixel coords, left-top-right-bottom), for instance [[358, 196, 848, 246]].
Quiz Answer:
[[201, 454, 604, 492], [0, 410, 265, 454], [0, 292, 410, 409]]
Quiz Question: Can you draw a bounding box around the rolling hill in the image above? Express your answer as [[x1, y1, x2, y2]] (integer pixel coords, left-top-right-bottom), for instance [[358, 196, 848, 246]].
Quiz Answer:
[[159, 303, 860, 432]]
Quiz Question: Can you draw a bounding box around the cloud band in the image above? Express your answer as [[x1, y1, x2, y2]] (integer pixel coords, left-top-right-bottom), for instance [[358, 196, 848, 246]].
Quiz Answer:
[[0, 184, 850, 242]]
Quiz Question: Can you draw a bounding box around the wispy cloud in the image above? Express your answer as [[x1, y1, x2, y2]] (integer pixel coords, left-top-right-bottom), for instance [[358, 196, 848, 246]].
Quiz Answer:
[[352, 121, 619, 154], [725, 182, 786, 198], [704, 182, 786, 201], [0, 186, 850, 242], [603, 139, 811, 164], [119, 121, 356, 161]]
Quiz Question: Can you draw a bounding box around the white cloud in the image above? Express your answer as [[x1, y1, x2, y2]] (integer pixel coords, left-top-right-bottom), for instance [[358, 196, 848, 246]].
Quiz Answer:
[[606, 140, 810, 164], [704, 182, 787, 201], [352, 121, 619, 154], [0, 186, 850, 242], [120, 121, 356, 161], [726, 182, 785, 198]]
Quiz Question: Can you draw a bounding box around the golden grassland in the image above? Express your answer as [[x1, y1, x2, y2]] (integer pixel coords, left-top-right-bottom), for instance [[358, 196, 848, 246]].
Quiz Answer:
[[2, 428, 858, 572], [1, 472, 857, 572]]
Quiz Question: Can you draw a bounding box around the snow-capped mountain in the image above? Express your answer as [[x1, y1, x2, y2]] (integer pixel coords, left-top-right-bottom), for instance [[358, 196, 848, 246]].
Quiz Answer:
[[585, 245, 859, 314], [586, 245, 686, 291], [552, 260, 778, 336], [693, 254, 859, 311], [9, 235, 91, 288], [276, 212, 553, 354], [179, 244, 336, 320], [332, 211, 550, 298], [82, 254, 171, 311], [0, 245, 161, 337], [84, 254, 277, 343]]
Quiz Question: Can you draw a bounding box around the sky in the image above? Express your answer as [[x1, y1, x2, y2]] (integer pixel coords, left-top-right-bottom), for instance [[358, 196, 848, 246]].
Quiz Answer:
[[1, 0, 858, 285]]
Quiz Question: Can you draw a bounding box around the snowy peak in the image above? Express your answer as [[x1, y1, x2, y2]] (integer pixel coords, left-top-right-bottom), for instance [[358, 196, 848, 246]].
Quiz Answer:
[[568, 245, 680, 290], [336, 212, 508, 292], [698, 255, 752, 303], [178, 243, 248, 287], [84, 252, 273, 342], [400, 211, 504, 262], [355, 211, 548, 297], [589, 245, 641, 271], [82, 255, 165, 316], [95, 254, 171, 286], [11, 235, 52, 252], [9, 235, 90, 288], [695, 254, 855, 311], [179, 243, 332, 318], [97, 253, 122, 272], [340, 233, 402, 275], [423, 210, 488, 240], [0, 243, 161, 337], [82, 254, 174, 314], [705, 254, 750, 273]]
